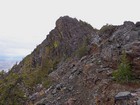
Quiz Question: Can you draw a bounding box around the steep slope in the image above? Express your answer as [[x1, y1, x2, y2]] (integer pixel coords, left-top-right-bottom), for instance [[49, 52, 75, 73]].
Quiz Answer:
[[0, 16, 140, 105], [35, 21, 140, 105], [0, 16, 96, 105]]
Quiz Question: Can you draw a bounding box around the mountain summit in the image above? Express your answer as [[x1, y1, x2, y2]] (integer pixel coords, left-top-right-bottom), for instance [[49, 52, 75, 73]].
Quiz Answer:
[[0, 16, 140, 105]]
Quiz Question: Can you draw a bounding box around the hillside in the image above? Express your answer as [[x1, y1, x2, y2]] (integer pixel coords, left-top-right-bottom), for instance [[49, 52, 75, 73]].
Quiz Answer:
[[0, 16, 140, 105]]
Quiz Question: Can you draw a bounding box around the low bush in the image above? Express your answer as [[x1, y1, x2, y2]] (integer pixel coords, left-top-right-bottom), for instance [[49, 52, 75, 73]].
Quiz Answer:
[[99, 24, 115, 35], [112, 51, 132, 83]]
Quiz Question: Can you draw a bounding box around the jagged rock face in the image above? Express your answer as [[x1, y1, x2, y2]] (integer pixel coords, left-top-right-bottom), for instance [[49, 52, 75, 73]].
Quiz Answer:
[[47, 16, 94, 56], [1, 16, 140, 105], [99, 21, 140, 77], [31, 16, 95, 68], [11, 16, 95, 73]]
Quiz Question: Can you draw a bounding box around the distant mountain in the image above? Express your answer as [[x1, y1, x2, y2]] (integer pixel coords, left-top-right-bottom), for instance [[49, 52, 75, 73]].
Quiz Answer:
[[0, 56, 22, 71]]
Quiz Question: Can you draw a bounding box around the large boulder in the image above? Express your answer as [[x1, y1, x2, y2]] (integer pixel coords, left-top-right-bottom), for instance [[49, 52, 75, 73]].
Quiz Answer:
[[115, 91, 132, 100]]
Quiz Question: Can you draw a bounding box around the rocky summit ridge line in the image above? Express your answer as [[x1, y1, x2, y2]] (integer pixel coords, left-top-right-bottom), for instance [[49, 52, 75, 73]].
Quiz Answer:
[[0, 16, 140, 105]]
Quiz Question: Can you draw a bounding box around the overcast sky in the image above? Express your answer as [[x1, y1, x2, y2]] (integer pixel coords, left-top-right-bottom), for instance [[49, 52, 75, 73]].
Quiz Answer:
[[0, 0, 139, 59]]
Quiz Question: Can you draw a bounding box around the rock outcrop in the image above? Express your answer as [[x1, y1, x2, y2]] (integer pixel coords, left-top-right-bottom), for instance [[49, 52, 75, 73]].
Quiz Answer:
[[0, 16, 140, 105]]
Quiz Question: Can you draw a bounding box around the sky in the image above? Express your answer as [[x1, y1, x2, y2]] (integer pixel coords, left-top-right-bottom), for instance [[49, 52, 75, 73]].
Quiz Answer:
[[0, 0, 139, 69]]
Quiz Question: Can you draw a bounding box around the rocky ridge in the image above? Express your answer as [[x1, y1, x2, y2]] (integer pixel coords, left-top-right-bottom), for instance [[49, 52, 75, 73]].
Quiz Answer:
[[0, 16, 140, 105]]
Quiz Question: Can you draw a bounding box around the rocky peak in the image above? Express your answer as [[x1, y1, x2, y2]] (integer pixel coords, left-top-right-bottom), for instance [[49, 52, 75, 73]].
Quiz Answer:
[[19, 16, 96, 71], [1, 16, 140, 105], [55, 16, 78, 30], [43, 16, 96, 58], [123, 21, 135, 27]]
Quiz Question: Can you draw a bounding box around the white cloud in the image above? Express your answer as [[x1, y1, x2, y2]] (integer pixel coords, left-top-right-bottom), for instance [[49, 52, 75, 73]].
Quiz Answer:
[[0, 37, 34, 57], [2, 48, 31, 57]]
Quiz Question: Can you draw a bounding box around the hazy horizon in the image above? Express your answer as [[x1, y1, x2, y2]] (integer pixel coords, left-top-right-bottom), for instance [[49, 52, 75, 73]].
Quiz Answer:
[[0, 55, 22, 71]]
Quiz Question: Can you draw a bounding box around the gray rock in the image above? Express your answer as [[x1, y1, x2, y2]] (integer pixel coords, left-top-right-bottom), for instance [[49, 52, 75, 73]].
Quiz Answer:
[[29, 92, 39, 101], [35, 98, 49, 105], [56, 83, 63, 90], [68, 86, 74, 91], [124, 21, 135, 27], [136, 22, 140, 27], [71, 68, 77, 74], [115, 91, 132, 100], [69, 75, 74, 79], [52, 89, 57, 94], [137, 99, 140, 105]]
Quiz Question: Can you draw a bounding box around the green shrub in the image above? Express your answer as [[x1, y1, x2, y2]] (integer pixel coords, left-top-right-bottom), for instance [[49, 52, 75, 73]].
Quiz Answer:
[[0, 73, 26, 105], [76, 38, 89, 58], [99, 24, 115, 35], [53, 41, 59, 48], [112, 51, 132, 83], [42, 78, 51, 89], [77, 45, 88, 58]]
